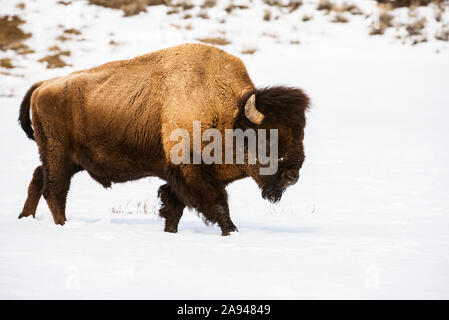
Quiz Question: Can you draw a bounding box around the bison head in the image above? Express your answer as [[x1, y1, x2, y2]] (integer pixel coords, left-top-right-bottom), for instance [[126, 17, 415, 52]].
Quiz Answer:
[[234, 86, 310, 203]]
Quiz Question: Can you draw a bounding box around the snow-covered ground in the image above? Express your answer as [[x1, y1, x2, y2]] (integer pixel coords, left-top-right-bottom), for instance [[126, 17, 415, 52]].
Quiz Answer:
[[1, 0, 449, 299]]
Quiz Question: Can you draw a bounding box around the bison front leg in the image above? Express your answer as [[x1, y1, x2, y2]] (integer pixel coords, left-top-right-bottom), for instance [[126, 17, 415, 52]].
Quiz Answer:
[[158, 184, 185, 233], [167, 166, 238, 236], [212, 201, 238, 236]]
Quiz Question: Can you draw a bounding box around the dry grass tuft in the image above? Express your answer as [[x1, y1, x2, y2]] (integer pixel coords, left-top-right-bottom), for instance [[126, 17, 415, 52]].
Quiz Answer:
[[49, 45, 61, 51], [88, 0, 168, 17], [176, 2, 194, 10], [332, 13, 349, 23], [197, 11, 209, 19], [376, 0, 433, 8], [302, 14, 313, 21], [111, 200, 157, 215], [39, 49, 71, 69], [411, 37, 427, 45], [12, 42, 34, 55], [57, 1, 72, 5], [264, 0, 302, 13], [201, 0, 216, 9], [379, 10, 394, 26], [56, 34, 71, 42], [335, 3, 363, 15], [171, 22, 193, 30], [434, 6, 443, 22], [369, 3, 434, 43], [406, 17, 426, 36], [16, 2, 26, 10], [264, 9, 272, 21], [262, 32, 278, 38], [317, 0, 333, 12], [197, 37, 231, 46], [0, 58, 14, 69], [64, 28, 82, 35], [435, 27, 449, 41], [241, 48, 257, 54], [0, 15, 32, 52], [166, 7, 179, 14], [318, 1, 363, 15], [225, 3, 249, 13], [369, 27, 384, 36], [369, 9, 394, 35]]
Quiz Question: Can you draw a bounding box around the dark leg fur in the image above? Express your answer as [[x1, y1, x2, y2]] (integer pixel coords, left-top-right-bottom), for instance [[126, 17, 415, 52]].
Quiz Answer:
[[42, 157, 80, 226], [36, 135, 82, 225], [166, 165, 238, 236], [214, 202, 238, 236], [158, 184, 185, 233], [19, 165, 44, 219]]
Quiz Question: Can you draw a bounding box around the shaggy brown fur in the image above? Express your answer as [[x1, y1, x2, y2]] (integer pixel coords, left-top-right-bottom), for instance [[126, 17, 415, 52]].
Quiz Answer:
[[18, 43, 309, 235], [234, 86, 309, 203]]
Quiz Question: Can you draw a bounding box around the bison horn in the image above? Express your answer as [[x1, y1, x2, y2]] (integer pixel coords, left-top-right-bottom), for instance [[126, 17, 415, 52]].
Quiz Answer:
[[244, 94, 264, 125]]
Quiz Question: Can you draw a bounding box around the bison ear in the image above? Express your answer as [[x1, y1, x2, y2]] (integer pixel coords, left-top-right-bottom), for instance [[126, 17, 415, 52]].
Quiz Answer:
[[244, 94, 264, 125]]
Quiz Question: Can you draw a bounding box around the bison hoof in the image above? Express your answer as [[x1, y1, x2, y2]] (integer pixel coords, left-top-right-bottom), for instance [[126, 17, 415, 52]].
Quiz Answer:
[[164, 225, 178, 233], [221, 226, 239, 236], [18, 212, 34, 219], [220, 220, 238, 236], [221, 230, 238, 236]]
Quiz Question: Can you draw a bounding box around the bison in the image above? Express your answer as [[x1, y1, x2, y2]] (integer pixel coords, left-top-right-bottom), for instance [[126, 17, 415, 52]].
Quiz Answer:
[[18, 43, 309, 236]]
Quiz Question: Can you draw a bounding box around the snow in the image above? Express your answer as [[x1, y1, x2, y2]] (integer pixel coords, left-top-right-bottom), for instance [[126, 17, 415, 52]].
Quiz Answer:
[[1, 0, 449, 299]]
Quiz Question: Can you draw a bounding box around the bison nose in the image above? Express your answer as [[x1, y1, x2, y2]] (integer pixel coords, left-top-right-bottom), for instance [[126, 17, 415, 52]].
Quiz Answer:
[[281, 169, 299, 186]]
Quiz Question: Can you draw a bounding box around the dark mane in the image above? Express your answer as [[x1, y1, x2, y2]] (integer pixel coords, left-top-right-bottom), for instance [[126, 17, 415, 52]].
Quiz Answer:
[[235, 86, 310, 130]]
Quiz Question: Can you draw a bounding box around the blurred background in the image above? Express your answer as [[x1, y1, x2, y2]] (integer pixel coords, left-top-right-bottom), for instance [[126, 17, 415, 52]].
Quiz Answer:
[[1, 0, 448, 96]]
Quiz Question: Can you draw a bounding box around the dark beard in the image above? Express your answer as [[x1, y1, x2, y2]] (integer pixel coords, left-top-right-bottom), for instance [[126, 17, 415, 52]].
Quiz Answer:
[[261, 185, 285, 203]]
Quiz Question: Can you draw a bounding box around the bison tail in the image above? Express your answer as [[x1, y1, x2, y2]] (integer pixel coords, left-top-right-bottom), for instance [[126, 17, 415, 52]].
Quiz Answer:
[[18, 82, 41, 141]]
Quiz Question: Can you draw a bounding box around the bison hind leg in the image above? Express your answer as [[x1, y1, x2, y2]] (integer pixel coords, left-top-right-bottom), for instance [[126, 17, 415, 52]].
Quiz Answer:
[[158, 184, 185, 233], [42, 161, 80, 225], [19, 165, 45, 219], [39, 146, 82, 225]]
